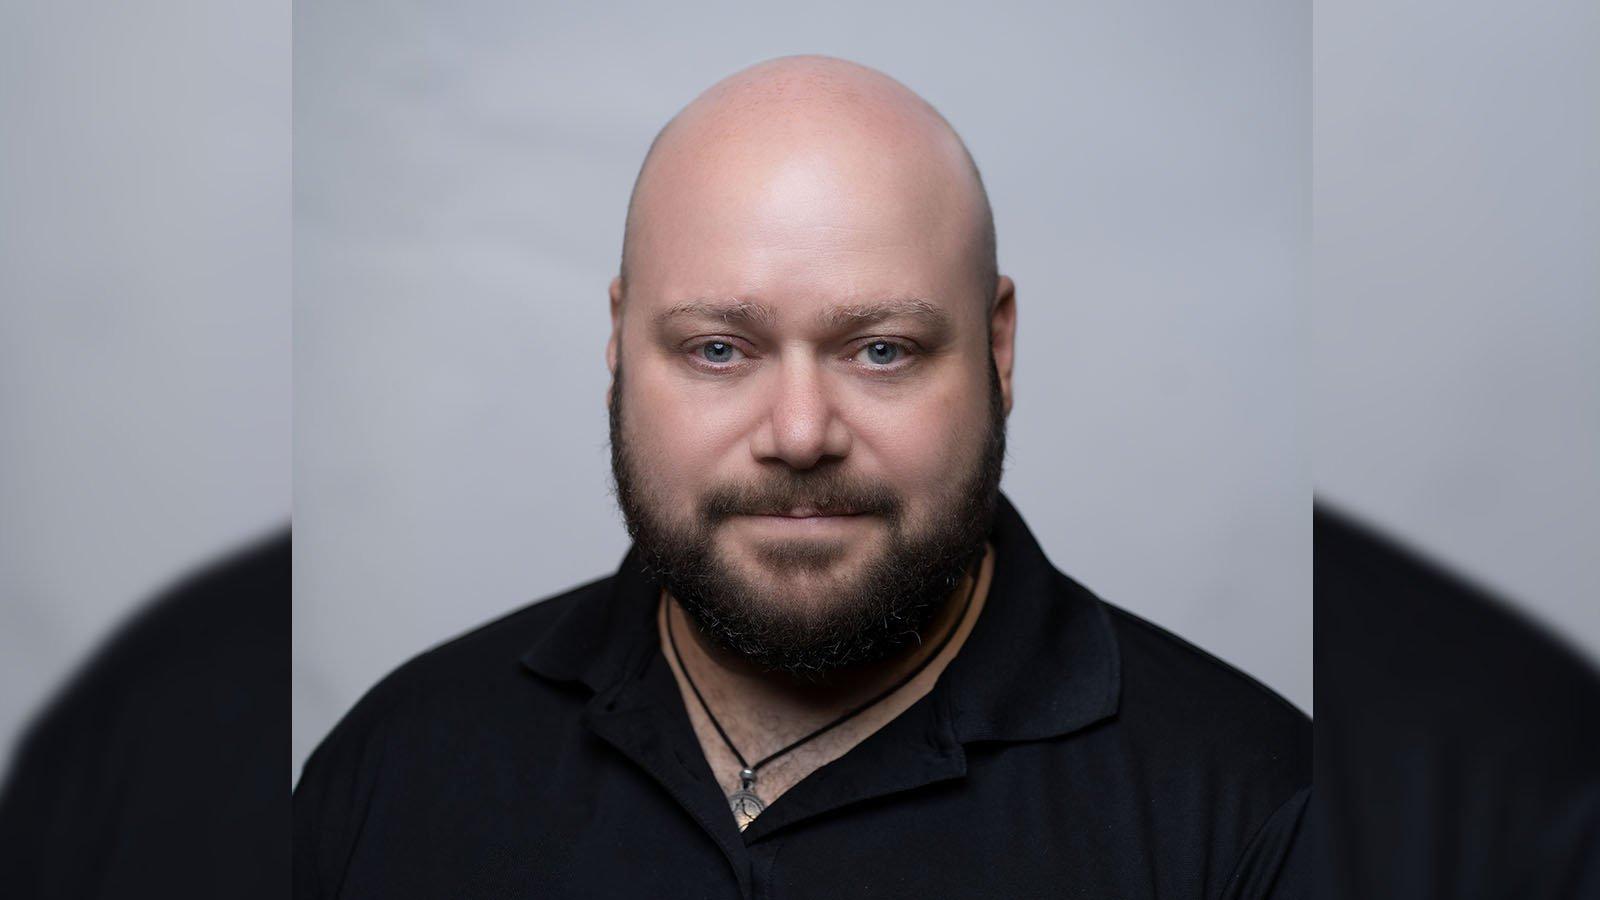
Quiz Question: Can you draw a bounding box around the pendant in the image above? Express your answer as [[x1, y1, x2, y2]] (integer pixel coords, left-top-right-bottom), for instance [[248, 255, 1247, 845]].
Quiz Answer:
[[728, 767, 765, 831]]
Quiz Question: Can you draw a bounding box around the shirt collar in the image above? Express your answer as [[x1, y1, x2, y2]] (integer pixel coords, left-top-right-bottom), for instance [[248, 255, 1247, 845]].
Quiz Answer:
[[520, 490, 1122, 745]]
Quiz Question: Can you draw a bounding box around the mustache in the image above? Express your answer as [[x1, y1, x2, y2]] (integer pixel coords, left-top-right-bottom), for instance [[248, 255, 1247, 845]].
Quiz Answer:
[[699, 478, 902, 522]]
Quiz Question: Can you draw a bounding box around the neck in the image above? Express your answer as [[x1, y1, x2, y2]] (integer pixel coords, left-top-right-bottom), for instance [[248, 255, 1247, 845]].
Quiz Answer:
[[660, 542, 994, 720]]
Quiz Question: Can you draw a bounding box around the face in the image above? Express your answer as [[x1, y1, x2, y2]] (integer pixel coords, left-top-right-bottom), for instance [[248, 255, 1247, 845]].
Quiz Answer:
[[607, 111, 1012, 681]]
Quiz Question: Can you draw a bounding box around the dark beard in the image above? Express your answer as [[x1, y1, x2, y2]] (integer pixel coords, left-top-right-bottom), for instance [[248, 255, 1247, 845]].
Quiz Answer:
[[608, 349, 1008, 682]]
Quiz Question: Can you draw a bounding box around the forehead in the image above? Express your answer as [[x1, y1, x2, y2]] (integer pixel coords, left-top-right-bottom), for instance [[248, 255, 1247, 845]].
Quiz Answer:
[[626, 116, 983, 316]]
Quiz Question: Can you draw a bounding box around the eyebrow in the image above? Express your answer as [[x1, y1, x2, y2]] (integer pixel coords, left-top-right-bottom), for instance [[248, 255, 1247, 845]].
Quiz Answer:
[[654, 297, 953, 332], [822, 297, 953, 331], [655, 299, 777, 329]]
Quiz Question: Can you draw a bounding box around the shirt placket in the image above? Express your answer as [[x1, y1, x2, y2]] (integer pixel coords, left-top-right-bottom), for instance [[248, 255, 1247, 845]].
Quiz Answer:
[[582, 648, 757, 898]]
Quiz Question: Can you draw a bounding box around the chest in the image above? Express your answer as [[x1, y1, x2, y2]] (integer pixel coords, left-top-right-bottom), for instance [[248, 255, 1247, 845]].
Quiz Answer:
[[338, 737, 1238, 900], [680, 682, 933, 828]]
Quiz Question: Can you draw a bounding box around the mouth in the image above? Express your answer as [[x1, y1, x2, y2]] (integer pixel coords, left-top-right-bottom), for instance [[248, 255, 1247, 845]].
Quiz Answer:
[[735, 508, 869, 529], [758, 507, 862, 518]]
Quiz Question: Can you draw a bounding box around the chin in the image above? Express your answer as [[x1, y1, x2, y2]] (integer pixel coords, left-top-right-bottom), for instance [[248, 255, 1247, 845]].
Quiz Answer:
[[723, 539, 859, 589], [749, 533, 878, 572]]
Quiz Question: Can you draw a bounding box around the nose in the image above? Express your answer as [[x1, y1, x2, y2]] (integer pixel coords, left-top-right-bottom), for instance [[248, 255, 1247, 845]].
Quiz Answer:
[[749, 355, 852, 469]]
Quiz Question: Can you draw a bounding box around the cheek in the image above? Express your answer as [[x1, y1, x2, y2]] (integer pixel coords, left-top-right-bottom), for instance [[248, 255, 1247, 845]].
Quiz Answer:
[[846, 374, 982, 485], [625, 362, 744, 499]]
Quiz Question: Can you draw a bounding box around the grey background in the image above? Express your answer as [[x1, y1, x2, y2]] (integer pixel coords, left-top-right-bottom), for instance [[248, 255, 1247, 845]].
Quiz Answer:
[[1314, 0, 1599, 657], [294, 0, 1311, 781], [0, 1, 289, 775]]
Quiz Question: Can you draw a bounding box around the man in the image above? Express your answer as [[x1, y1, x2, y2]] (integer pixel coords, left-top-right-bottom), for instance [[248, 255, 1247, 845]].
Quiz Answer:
[[294, 55, 1308, 898]]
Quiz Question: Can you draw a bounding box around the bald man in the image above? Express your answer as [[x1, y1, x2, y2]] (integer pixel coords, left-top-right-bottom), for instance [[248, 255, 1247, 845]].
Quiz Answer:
[[294, 56, 1310, 899]]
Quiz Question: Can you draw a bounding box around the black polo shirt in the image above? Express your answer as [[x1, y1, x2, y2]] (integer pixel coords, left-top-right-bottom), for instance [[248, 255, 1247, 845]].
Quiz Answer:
[[294, 492, 1310, 899]]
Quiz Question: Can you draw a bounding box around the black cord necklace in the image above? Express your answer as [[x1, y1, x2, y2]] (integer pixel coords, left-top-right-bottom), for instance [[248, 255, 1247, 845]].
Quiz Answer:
[[664, 548, 986, 831]]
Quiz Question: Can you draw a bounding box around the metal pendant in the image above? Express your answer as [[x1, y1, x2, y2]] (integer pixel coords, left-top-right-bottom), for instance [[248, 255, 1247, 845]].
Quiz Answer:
[[729, 767, 764, 831]]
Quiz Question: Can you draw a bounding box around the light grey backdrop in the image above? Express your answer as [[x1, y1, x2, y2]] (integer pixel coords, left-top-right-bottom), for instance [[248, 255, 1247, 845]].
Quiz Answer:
[[1314, 0, 1599, 657], [294, 0, 1310, 780], [0, 0, 289, 775]]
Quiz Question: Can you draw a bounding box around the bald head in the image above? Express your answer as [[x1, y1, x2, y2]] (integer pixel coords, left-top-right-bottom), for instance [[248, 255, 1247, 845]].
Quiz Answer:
[[618, 55, 997, 316]]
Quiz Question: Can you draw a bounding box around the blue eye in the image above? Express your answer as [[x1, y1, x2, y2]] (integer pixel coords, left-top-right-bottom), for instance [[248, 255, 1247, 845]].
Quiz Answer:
[[701, 340, 739, 364], [859, 340, 905, 366]]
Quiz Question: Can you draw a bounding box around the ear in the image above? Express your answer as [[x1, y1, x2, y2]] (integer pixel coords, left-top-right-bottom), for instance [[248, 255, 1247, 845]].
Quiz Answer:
[[989, 275, 1017, 417], [606, 276, 624, 409]]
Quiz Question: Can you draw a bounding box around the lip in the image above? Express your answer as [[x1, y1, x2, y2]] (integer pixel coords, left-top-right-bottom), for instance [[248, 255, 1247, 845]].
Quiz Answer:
[[738, 511, 868, 526], [761, 508, 860, 518]]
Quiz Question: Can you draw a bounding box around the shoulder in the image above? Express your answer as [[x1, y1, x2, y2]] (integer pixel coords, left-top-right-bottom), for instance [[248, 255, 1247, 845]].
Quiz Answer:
[[1313, 504, 1600, 895], [293, 566, 621, 819], [1050, 566, 1311, 834], [307, 569, 616, 753], [1083, 581, 1311, 895], [1317, 503, 1600, 720], [293, 569, 619, 892], [1098, 591, 1310, 780], [88, 527, 288, 684], [291, 566, 620, 890], [11, 527, 290, 763], [0, 529, 290, 896]]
